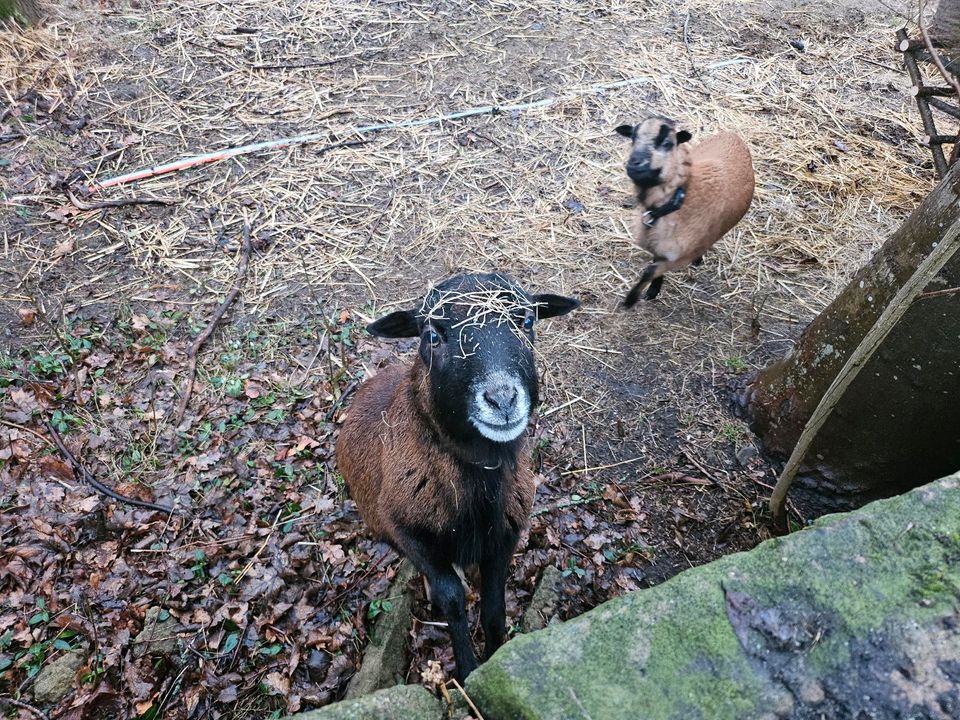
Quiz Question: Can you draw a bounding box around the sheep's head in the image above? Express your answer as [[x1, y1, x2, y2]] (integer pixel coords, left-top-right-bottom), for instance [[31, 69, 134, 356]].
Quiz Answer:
[[367, 273, 579, 445], [615, 117, 691, 189]]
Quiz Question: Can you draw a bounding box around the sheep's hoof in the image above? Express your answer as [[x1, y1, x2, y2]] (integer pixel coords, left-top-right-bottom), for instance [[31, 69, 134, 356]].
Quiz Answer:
[[644, 277, 665, 300], [623, 288, 642, 308]]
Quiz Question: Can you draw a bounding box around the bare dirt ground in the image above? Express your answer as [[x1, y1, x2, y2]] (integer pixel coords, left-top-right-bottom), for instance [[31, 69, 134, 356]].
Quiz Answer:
[[0, 0, 933, 717]]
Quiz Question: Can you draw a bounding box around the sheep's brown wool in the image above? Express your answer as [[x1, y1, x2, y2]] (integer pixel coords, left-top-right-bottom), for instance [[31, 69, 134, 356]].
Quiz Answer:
[[616, 116, 755, 304], [336, 272, 579, 681]]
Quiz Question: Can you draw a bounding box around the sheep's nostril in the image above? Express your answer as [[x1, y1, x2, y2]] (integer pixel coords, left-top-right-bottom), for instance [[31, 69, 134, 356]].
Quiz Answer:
[[483, 386, 518, 414]]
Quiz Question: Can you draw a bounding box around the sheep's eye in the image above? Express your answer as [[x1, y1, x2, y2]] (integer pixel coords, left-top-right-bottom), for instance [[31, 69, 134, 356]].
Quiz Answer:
[[427, 329, 441, 346], [662, 140, 674, 150], [522, 316, 534, 331]]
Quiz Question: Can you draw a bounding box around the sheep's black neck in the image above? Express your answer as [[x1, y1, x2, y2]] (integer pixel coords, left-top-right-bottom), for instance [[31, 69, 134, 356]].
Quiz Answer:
[[406, 363, 523, 471], [642, 185, 687, 228]]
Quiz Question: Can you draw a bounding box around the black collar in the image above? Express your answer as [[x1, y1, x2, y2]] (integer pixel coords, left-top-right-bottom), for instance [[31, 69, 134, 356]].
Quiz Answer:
[[642, 186, 687, 228]]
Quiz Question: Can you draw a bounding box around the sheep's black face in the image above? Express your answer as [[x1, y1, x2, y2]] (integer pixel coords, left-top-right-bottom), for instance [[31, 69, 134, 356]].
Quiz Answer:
[[616, 118, 691, 189], [367, 273, 579, 445]]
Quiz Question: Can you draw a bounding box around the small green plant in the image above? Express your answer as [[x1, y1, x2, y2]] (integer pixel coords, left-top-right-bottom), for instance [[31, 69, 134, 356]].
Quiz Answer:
[[80, 652, 106, 684], [367, 598, 393, 620], [190, 550, 208, 580], [50, 409, 81, 433], [723, 355, 748, 372], [721, 423, 743, 444], [30, 350, 70, 378], [259, 642, 283, 657], [28, 598, 50, 626], [222, 632, 240, 654], [561, 557, 586, 579]]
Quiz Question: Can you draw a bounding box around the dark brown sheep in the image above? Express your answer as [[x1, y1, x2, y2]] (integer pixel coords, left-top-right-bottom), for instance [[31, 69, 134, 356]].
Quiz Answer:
[[616, 116, 755, 304], [336, 272, 579, 681]]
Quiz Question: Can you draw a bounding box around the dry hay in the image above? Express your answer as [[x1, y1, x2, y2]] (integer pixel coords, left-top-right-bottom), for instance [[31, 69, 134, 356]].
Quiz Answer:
[[0, 0, 934, 513], [2, 0, 930, 320]]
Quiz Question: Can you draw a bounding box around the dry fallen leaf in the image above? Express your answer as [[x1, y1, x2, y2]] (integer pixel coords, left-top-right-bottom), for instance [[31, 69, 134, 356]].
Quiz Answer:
[[52, 237, 76, 257], [39, 456, 76, 483], [18, 307, 36, 326]]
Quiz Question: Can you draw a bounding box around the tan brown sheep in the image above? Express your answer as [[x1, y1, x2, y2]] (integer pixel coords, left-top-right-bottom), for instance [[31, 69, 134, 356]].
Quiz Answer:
[[616, 116, 755, 304]]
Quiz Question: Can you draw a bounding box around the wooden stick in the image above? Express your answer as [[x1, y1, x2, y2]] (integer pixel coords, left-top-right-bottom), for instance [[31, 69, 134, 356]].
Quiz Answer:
[[918, 285, 960, 299], [173, 221, 253, 425], [81, 138, 367, 194], [898, 28, 949, 177], [66, 188, 177, 211], [79, 77, 652, 194], [768, 213, 960, 523], [911, 85, 957, 97], [324, 378, 360, 423], [926, 95, 960, 120], [448, 678, 485, 720], [923, 133, 960, 145], [918, 0, 960, 164], [0, 698, 49, 720], [46, 420, 173, 514]]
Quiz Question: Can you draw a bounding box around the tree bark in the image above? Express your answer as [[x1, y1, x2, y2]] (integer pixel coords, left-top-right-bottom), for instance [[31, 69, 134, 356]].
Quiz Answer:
[[929, 0, 960, 50], [741, 162, 960, 512], [0, 0, 41, 24]]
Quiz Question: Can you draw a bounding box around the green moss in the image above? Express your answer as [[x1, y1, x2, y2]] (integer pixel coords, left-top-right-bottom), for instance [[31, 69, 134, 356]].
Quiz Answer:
[[467, 475, 960, 720]]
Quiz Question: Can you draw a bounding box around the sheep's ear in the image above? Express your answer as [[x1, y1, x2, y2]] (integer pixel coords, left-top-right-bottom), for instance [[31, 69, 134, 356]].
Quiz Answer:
[[676, 130, 692, 144], [533, 294, 580, 319], [615, 124, 634, 138], [367, 310, 419, 338]]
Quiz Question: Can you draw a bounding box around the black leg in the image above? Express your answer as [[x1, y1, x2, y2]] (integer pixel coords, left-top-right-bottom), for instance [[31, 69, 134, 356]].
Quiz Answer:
[[394, 535, 478, 681], [479, 556, 509, 659], [644, 275, 665, 300], [623, 263, 659, 308], [428, 569, 478, 680]]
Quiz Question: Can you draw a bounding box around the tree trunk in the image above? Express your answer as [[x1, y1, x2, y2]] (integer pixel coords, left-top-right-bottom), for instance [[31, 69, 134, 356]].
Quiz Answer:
[[929, 0, 960, 50], [0, 0, 41, 24], [741, 162, 960, 512]]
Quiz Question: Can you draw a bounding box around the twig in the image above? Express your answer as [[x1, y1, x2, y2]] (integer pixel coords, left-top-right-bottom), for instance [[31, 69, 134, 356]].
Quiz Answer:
[[79, 77, 652, 194], [769, 213, 960, 522], [174, 221, 253, 425], [66, 188, 177, 211], [45, 420, 173, 514], [324, 379, 360, 423], [0, 698, 49, 720], [918, 285, 960, 298], [681, 448, 723, 488], [0, 417, 55, 446], [682, 12, 710, 97], [82, 138, 367, 194], [449, 678, 485, 720]]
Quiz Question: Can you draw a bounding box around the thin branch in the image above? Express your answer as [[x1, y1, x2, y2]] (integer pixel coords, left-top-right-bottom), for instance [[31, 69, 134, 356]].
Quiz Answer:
[[0, 698, 49, 720], [81, 138, 367, 194], [46, 420, 174, 514], [78, 77, 652, 194], [769, 213, 960, 522], [173, 221, 253, 425], [66, 188, 177, 211], [324, 379, 360, 423], [918, 285, 960, 298]]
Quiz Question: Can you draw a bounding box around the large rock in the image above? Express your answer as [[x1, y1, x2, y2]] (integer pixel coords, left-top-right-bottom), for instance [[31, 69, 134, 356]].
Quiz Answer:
[[345, 560, 417, 698], [467, 473, 960, 720], [287, 684, 442, 720], [33, 648, 88, 705]]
